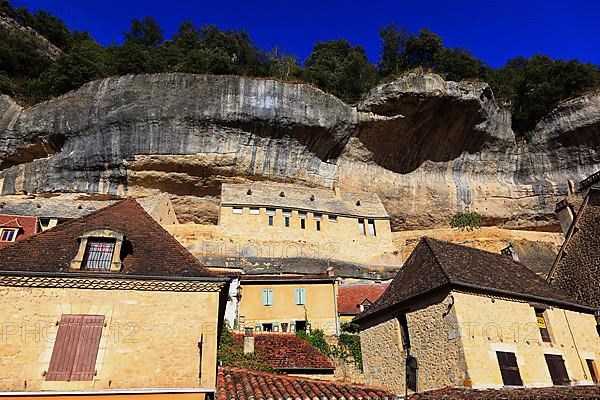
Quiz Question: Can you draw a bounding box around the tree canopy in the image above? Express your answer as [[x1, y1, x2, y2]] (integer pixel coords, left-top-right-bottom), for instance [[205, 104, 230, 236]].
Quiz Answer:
[[1, 0, 599, 136]]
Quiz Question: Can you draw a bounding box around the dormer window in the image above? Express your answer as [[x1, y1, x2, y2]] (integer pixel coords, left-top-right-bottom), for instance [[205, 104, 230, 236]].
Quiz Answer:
[[70, 229, 125, 272], [0, 228, 18, 242], [82, 239, 116, 271]]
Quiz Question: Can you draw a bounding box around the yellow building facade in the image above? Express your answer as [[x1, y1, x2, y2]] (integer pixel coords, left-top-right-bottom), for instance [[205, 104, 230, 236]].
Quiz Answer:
[[218, 183, 394, 265], [237, 275, 339, 335]]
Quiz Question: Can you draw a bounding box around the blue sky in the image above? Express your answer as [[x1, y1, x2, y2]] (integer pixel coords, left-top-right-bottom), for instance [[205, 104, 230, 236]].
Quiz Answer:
[[11, 0, 600, 68]]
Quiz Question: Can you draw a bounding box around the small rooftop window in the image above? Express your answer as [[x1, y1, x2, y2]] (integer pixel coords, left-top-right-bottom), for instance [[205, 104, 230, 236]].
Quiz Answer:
[[70, 228, 125, 272], [0, 228, 18, 242], [82, 239, 116, 271]]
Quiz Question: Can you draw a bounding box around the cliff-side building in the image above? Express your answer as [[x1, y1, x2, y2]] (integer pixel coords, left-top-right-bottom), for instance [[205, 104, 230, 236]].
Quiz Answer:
[[237, 274, 339, 335], [355, 238, 599, 394], [549, 186, 600, 310], [0, 199, 228, 397], [218, 183, 394, 264]]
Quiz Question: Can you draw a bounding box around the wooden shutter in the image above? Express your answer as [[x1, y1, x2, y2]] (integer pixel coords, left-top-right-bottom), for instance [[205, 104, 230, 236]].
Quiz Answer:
[[46, 315, 104, 381], [70, 315, 104, 381], [496, 351, 523, 386], [294, 288, 300, 305], [46, 315, 84, 381], [263, 289, 273, 306], [586, 360, 598, 384], [545, 354, 570, 385], [300, 288, 306, 305]]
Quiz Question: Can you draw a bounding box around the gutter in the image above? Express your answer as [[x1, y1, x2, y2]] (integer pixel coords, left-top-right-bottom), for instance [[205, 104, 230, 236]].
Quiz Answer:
[[0, 270, 231, 283], [0, 388, 215, 397]]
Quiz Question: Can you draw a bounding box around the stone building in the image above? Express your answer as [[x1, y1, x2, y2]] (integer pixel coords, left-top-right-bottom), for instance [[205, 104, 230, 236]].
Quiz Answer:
[[355, 238, 600, 395], [218, 183, 394, 265], [237, 274, 339, 335], [0, 213, 39, 248], [0, 199, 229, 397], [549, 186, 600, 309]]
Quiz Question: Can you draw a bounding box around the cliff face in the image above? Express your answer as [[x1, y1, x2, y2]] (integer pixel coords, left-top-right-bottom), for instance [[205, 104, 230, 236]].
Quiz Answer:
[[1, 73, 599, 230]]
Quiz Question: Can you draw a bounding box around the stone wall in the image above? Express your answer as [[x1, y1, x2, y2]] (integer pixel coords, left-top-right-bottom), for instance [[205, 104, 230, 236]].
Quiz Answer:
[[360, 296, 468, 395], [0, 285, 221, 391]]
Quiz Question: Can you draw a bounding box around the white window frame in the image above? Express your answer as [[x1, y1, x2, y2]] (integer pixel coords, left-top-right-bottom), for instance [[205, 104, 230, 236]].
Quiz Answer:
[[358, 218, 366, 235], [232, 207, 243, 214], [295, 288, 306, 305], [0, 228, 18, 242], [368, 219, 376, 236], [249, 207, 260, 215], [262, 288, 274, 306]]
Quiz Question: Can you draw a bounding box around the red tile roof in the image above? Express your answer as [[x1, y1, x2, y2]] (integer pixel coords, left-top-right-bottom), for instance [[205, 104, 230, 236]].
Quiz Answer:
[[234, 333, 334, 371], [0, 214, 39, 249], [407, 385, 600, 399], [338, 283, 389, 315], [0, 199, 215, 278], [217, 366, 395, 400]]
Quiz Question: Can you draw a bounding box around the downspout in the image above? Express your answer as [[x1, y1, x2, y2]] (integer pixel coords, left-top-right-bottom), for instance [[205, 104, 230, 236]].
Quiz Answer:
[[563, 310, 588, 380], [333, 278, 340, 335]]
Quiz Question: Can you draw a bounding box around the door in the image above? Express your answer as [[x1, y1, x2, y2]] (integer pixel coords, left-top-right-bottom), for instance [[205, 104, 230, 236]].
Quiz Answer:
[[545, 354, 570, 385]]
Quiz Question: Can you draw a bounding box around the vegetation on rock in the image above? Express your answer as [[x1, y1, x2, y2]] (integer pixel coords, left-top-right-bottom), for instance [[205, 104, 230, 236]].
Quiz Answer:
[[451, 212, 483, 231], [217, 325, 274, 373], [1, 0, 599, 134]]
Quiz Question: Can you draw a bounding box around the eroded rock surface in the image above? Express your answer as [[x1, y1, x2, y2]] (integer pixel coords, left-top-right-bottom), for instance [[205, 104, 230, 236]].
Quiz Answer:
[[1, 73, 599, 230]]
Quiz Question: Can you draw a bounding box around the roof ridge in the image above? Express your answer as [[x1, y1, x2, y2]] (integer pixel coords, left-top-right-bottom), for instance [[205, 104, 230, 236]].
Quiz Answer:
[[422, 237, 453, 283]]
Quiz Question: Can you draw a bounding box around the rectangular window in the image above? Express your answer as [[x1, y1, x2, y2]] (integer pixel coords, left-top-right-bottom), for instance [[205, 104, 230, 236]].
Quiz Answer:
[[46, 315, 104, 381], [268, 216, 274, 226], [295, 288, 306, 305], [284, 217, 290, 227], [545, 354, 570, 386], [368, 219, 377, 236], [262, 323, 273, 332], [262, 288, 273, 306], [397, 315, 410, 350], [300, 219, 305, 229], [295, 320, 307, 332], [82, 239, 115, 271], [316, 221, 321, 231], [249, 207, 260, 215], [266, 208, 276, 216], [496, 351, 523, 386], [358, 218, 366, 235], [535, 308, 551, 342], [232, 207, 243, 214], [328, 215, 338, 222], [282, 209, 292, 217], [586, 359, 598, 384], [298, 211, 307, 219], [0, 229, 17, 242], [313, 213, 322, 220]]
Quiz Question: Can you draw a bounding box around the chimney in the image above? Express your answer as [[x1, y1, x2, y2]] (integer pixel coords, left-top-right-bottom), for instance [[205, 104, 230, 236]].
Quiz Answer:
[[243, 327, 255, 354], [555, 199, 575, 237]]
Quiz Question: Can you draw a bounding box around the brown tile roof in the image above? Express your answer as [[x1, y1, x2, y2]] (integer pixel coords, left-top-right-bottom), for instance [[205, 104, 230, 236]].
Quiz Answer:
[[338, 283, 389, 315], [239, 274, 336, 283], [548, 187, 600, 308], [217, 366, 395, 400], [356, 237, 593, 323], [233, 333, 334, 371], [221, 183, 389, 218], [0, 214, 39, 249], [407, 385, 600, 400], [0, 199, 215, 278]]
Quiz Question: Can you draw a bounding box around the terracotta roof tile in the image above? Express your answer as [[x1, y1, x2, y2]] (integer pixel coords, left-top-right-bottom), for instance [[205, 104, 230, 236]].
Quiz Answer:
[[356, 237, 593, 323], [338, 283, 389, 315], [0, 199, 214, 278], [217, 366, 395, 400], [407, 385, 600, 399], [234, 333, 334, 371], [0, 214, 39, 249]]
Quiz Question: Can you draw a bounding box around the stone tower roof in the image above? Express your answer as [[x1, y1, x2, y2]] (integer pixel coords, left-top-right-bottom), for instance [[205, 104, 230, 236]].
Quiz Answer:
[[221, 183, 389, 219]]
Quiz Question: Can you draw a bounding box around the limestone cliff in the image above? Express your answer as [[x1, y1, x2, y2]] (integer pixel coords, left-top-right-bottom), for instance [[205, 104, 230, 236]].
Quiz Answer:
[[1, 73, 599, 230]]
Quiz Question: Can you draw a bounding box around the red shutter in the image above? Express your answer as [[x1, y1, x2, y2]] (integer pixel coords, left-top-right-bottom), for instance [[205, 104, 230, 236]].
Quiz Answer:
[[46, 315, 84, 381], [46, 315, 104, 381], [70, 315, 105, 381]]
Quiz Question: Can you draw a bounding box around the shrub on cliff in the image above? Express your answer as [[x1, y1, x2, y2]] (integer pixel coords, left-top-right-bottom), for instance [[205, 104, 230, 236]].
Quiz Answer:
[[451, 211, 483, 231]]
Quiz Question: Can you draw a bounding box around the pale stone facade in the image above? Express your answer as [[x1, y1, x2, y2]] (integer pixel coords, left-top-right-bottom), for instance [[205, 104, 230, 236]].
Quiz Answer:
[[360, 291, 600, 395], [237, 277, 339, 335], [360, 297, 467, 394], [0, 285, 222, 391]]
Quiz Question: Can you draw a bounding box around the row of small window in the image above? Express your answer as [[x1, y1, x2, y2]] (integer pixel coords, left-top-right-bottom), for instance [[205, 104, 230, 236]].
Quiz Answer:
[[262, 288, 306, 306], [232, 207, 377, 236], [496, 351, 598, 386], [253, 320, 308, 333]]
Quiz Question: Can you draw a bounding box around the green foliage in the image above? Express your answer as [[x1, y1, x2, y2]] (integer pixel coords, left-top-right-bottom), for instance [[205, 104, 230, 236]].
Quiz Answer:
[[331, 334, 363, 371], [450, 211, 483, 231], [304, 40, 377, 103], [340, 322, 360, 334], [296, 329, 330, 356], [217, 325, 274, 373]]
